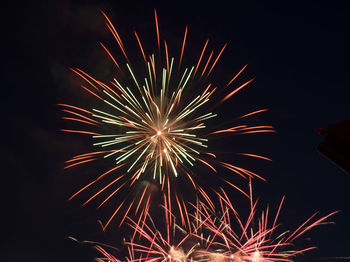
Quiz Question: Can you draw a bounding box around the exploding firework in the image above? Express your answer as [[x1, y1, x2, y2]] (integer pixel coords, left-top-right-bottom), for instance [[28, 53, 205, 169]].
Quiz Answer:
[[61, 10, 274, 229], [191, 184, 338, 262], [93, 207, 200, 262], [90, 191, 339, 262], [125, 215, 198, 261]]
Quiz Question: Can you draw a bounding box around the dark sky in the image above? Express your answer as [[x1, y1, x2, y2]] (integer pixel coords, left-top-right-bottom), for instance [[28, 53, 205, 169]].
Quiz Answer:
[[3, 0, 350, 261]]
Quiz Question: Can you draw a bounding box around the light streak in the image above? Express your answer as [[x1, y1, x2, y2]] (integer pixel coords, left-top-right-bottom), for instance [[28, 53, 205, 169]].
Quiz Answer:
[[192, 188, 338, 262]]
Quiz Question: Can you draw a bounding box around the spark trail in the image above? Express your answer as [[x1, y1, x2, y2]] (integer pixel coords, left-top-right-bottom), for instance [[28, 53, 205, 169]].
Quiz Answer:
[[192, 186, 338, 262], [91, 192, 339, 262]]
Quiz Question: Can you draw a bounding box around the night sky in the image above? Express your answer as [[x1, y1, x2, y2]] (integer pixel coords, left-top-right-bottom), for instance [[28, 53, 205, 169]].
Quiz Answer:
[[4, 0, 350, 261]]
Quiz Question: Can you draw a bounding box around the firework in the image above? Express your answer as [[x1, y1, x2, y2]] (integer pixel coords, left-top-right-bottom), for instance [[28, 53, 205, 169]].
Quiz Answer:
[[93, 207, 201, 262], [61, 10, 274, 229], [90, 192, 340, 262], [126, 216, 198, 261], [191, 185, 338, 262]]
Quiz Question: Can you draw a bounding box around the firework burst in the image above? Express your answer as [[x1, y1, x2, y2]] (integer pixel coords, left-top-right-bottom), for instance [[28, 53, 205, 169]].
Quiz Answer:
[[90, 192, 339, 262], [61, 10, 274, 229], [192, 184, 338, 262], [93, 207, 200, 262]]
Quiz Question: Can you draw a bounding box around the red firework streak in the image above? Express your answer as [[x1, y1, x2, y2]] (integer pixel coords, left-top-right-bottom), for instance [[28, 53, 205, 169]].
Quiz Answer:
[[94, 206, 199, 262], [61, 10, 274, 230], [191, 182, 339, 262], [92, 188, 343, 262]]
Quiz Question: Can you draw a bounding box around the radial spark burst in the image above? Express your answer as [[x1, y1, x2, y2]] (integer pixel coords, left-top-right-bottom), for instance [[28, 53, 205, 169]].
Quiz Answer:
[[94, 207, 200, 262], [61, 10, 274, 229], [89, 194, 339, 262], [192, 186, 337, 262]]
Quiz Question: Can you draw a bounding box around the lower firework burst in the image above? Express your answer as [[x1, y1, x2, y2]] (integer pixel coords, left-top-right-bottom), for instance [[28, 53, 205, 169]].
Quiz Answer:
[[89, 192, 339, 262], [61, 10, 274, 229], [93, 206, 200, 262], [192, 184, 338, 262]]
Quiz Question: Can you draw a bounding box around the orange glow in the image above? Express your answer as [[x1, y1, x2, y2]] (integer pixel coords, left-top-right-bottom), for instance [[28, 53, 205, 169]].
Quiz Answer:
[[100, 42, 121, 70], [154, 9, 160, 50], [222, 78, 254, 102], [200, 50, 213, 78], [207, 43, 227, 76], [179, 26, 188, 69], [60, 129, 100, 136], [134, 31, 147, 63], [194, 39, 209, 77], [225, 64, 248, 88]]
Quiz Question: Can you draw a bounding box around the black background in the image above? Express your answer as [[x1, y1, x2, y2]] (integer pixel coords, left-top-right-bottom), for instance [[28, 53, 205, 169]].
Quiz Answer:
[[3, 0, 350, 261]]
